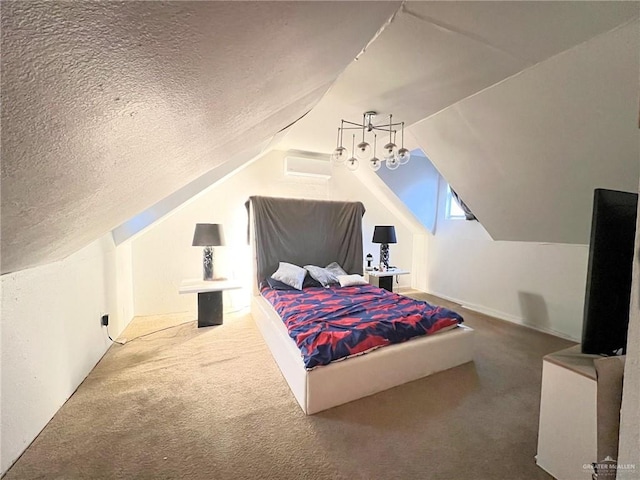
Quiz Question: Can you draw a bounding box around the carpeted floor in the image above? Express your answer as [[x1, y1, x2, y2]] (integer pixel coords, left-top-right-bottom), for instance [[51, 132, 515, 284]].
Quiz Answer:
[[4, 292, 574, 480]]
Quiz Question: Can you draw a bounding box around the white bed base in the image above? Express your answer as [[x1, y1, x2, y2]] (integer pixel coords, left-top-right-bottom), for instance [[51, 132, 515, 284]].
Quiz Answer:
[[251, 294, 475, 415]]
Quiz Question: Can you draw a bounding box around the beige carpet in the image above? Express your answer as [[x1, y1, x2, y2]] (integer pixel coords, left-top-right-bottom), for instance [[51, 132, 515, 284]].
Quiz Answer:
[[5, 293, 574, 480]]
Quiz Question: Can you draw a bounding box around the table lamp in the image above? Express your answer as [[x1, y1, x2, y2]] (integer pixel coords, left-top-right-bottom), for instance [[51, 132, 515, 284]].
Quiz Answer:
[[192, 223, 225, 281], [372, 225, 397, 271]]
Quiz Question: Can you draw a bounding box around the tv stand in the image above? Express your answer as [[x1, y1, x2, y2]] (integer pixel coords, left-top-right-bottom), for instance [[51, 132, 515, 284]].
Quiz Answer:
[[536, 345, 600, 479]]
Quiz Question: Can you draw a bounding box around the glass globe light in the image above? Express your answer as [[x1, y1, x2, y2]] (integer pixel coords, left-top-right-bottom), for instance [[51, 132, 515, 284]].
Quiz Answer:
[[331, 146, 348, 164], [369, 156, 381, 171], [397, 147, 411, 165], [346, 156, 359, 171], [383, 142, 397, 161], [356, 141, 371, 160], [386, 155, 400, 170]]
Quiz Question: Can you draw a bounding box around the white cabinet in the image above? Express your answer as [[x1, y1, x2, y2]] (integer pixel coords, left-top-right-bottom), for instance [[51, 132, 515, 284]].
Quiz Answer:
[[536, 346, 599, 480]]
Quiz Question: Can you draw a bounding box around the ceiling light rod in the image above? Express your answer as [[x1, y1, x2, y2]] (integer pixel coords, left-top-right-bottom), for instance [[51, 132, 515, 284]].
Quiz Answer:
[[331, 111, 411, 171], [338, 112, 403, 134]]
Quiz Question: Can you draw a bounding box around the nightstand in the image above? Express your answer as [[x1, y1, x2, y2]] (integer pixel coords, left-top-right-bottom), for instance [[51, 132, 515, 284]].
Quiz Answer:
[[365, 269, 410, 292], [179, 279, 242, 327]]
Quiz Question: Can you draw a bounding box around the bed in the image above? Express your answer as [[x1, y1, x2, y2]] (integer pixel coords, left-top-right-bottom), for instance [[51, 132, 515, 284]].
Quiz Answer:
[[248, 196, 474, 414]]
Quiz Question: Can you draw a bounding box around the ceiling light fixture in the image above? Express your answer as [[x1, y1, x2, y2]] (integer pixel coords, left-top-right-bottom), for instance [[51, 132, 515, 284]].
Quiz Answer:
[[331, 111, 410, 171]]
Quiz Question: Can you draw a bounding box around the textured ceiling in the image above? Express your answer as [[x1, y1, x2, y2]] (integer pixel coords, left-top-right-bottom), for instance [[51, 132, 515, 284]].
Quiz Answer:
[[0, 1, 399, 274], [2, 1, 638, 274]]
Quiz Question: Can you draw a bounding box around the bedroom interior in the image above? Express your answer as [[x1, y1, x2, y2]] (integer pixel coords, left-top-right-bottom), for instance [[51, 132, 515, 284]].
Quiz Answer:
[[2, 1, 639, 479]]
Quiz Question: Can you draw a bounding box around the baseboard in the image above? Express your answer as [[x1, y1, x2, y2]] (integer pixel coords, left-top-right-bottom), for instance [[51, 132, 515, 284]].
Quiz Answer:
[[426, 290, 579, 342], [395, 286, 414, 294]]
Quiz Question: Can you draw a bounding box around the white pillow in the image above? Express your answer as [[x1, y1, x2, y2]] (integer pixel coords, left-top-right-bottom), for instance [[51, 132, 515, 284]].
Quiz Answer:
[[271, 262, 306, 290], [325, 262, 348, 277], [304, 265, 336, 287], [337, 274, 368, 287]]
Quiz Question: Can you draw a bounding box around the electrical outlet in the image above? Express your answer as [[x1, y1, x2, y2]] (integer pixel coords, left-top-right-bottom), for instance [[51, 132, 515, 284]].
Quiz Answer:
[[101, 314, 109, 327]]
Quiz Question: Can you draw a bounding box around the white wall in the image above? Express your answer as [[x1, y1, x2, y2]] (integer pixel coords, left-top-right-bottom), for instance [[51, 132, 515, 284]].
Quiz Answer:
[[131, 150, 417, 317], [115, 241, 135, 326], [617, 179, 640, 478], [426, 180, 588, 340], [0, 234, 132, 475]]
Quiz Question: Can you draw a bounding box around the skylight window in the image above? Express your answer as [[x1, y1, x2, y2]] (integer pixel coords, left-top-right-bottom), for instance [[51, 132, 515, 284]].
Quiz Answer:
[[446, 185, 466, 219]]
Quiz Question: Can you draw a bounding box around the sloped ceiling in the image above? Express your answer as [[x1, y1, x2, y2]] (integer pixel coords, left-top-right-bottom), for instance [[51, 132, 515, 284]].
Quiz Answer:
[[412, 19, 640, 244], [3, 1, 638, 274], [0, 1, 400, 274], [281, 1, 639, 244], [280, 1, 639, 151]]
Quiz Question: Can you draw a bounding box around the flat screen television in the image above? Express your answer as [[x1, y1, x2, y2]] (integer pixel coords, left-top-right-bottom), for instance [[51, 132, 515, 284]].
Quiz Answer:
[[581, 188, 638, 355]]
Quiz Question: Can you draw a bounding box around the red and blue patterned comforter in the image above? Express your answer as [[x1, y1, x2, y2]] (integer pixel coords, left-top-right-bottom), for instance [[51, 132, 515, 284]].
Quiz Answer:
[[261, 284, 463, 369]]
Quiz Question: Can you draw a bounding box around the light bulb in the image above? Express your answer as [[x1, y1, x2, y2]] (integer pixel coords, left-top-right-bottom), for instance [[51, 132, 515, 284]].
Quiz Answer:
[[369, 156, 381, 171], [331, 146, 348, 164], [346, 156, 359, 171], [386, 156, 400, 170], [356, 141, 371, 160], [383, 142, 397, 161], [397, 147, 410, 165]]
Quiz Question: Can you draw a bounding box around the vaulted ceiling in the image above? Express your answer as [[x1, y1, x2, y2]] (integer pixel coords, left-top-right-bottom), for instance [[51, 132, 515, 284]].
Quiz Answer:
[[2, 1, 639, 274], [0, 1, 400, 274], [281, 1, 640, 244]]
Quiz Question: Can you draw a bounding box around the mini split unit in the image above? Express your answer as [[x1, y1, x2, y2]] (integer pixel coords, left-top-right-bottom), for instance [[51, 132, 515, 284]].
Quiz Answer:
[[284, 155, 331, 179]]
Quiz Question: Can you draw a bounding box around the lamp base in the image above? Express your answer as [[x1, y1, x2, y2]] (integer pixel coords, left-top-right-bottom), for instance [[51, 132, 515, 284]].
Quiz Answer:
[[202, 246, 214, 281], [379, 243, 389, 270], [202, 247, 227, 281]]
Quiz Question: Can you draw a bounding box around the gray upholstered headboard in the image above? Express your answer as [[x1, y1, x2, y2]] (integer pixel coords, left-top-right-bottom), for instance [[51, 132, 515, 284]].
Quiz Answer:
[[248, 196, 365, 288]]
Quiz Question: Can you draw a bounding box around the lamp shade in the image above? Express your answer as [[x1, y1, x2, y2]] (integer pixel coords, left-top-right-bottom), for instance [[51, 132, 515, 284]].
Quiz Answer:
[[192, 223, 225, 246], [372, 225, 397, 244]]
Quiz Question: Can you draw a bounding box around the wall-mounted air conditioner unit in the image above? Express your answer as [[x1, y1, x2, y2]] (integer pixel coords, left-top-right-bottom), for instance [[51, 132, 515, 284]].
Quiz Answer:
[[284, 156, 331, 179]]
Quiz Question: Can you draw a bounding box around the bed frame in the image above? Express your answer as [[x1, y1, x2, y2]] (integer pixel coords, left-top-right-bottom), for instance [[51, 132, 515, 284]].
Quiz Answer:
[[248, 196, 475, 414], [251, 295, 474, 414]]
